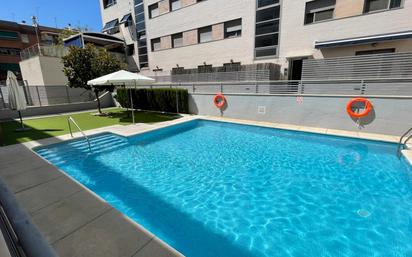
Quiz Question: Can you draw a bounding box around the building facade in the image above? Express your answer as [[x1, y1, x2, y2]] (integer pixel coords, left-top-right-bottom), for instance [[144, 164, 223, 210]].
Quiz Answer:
[[0, 20, 61, 80], [99, 0, 412, 79]]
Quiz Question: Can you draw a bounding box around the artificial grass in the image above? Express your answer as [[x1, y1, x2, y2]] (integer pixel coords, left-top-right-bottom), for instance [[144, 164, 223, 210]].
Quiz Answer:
[[0, 108, 179, 145]]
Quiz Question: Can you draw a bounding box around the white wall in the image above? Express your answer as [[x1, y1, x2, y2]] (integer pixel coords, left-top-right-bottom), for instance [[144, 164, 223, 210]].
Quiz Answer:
[[99, 0, 412, 74], [19, 56, 68, 86], [189, 93, 412, 136], [271, 0, 412, 70], [145, 0, 256, 72]]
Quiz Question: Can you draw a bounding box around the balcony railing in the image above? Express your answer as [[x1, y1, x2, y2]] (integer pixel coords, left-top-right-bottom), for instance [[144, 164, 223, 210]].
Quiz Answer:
[[20, 44, 69, 60]]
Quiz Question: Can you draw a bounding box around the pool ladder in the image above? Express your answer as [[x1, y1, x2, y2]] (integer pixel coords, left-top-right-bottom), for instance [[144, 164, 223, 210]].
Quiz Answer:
[[397, 127, 412, 158], [67, 116, 92, 152]]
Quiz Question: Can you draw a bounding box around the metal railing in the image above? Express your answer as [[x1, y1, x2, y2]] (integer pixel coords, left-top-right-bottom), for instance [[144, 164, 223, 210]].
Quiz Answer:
[[67, 116, 92, 152], [20, 44, 69, 61], [19, 44, 126, 63], [149, 78, 412, 97], [302, 52, 412, 80], [0, 84, 95, 109], [153, 70, 272, 83], [397, 127, 412, 157]]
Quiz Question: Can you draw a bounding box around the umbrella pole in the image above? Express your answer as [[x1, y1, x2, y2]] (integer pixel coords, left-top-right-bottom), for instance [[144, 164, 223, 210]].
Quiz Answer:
[[130, 86, 135, 124], [18, 111, 25, 129]]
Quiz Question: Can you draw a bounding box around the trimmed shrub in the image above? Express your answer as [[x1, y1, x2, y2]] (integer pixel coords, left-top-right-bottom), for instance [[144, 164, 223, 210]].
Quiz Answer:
[[116, 88, 189, 113]]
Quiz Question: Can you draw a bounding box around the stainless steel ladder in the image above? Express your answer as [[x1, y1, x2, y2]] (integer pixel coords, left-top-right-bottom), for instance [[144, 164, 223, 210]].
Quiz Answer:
[[397, 127, 412, 158], [67, 116, 92, 152]]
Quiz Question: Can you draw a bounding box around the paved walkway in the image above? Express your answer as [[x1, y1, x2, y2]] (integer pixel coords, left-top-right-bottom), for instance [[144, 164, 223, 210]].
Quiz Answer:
[[0, 115, 411, 257]]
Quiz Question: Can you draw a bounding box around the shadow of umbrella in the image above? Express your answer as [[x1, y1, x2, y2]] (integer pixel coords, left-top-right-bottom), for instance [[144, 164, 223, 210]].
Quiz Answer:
[[6, 71, 31, 132]]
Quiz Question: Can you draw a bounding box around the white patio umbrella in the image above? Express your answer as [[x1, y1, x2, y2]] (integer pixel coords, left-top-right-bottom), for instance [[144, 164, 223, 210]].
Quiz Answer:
[[87, 70, 155, 123], [6, 71, 30, 131]]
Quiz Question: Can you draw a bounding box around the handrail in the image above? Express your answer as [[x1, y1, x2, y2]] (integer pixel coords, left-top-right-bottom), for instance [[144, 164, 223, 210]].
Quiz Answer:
[[67, 116, 92, 152], [397, 127, 412, 157]]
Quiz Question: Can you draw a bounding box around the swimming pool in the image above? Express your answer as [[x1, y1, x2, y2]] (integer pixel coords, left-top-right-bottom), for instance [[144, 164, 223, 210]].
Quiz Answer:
[[36, 120, 412, 257]]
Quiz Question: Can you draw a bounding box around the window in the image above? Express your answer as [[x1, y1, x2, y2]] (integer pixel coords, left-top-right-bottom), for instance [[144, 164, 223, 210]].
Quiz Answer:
[[149, 3, 159, 18], [256, 6, 280, 22], [120, 13, 132, 27], [256, 20, 279, 35], [0, 47, 20, 56], [257, 0, 279, 8], [364, 0, 402, 13], [21, 34, 29, 43], [102, 19, 119, 34], [170, 0, 181, 11], [172, 33, 183, 48], [255, 34, 279, 48], [355, 48, 395, 55], [224, 19, 242, 38], [255, 1, 280, 58], [126, 44, 135, 56], [304, 0, 335, 24], [151, 38, 161, 51], [0, 31, 18, 40], [103, 0, 116, 8], [198, 26, 212, 43]]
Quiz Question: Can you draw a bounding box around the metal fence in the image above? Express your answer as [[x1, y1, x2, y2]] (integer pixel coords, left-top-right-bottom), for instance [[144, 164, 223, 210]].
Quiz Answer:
[[302, 52, 412, 80], [149, 78, 412, 97], [0, 84, 96, 109], [153, 70, 272, 83]]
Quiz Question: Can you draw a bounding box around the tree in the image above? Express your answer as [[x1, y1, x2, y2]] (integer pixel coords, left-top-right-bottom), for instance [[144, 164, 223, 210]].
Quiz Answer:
[[62, 44, 123, 114]]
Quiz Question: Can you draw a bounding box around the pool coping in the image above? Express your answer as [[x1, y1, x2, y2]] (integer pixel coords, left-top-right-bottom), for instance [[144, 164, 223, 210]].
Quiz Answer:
[[1, 115, 412, 257]]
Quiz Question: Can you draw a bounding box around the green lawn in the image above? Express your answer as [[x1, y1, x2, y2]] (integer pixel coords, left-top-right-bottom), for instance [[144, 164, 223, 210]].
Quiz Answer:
[[0, 108, 180, 145]]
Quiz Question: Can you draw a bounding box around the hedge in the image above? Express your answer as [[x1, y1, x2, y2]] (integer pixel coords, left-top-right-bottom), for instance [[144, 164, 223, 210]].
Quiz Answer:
[[116, 88, 189, 113]]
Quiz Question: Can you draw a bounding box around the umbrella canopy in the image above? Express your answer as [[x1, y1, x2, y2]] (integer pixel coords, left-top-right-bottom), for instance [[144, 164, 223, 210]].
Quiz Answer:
[[6, 71, 26, 111], [87, 70, 155, 86]]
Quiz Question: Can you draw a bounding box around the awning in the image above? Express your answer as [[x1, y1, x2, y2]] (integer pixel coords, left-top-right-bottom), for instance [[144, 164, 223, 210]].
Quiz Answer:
[[315, 30, 412, 49], [102, 19, 119, 32], [120, 13, 132, 24]]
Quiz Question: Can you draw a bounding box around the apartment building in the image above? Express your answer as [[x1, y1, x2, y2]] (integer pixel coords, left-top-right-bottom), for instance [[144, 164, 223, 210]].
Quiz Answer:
[[0, 20, 61, 80], [100, 0, 412, 79]]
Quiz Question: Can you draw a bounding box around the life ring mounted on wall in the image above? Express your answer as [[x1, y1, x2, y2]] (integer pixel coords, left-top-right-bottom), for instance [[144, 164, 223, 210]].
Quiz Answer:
[[214, 93, 226, 109], [346, 98, 373, 119]]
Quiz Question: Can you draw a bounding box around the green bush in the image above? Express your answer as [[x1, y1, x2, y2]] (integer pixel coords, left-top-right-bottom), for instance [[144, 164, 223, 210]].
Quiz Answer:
[[116, 88, 189, 113]]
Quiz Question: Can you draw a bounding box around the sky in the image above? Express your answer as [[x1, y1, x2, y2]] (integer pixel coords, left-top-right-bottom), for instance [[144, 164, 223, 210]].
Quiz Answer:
[[0, 0, 103, 31]]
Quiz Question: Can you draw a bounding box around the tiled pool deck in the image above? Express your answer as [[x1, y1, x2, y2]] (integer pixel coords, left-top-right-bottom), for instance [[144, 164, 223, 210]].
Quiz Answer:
[[1, 115, 411, 257]]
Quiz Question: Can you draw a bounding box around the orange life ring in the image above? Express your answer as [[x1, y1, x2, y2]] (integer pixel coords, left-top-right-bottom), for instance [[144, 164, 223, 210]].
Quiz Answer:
[[346, 98, 372, 118], [213, 93, 226, 108]]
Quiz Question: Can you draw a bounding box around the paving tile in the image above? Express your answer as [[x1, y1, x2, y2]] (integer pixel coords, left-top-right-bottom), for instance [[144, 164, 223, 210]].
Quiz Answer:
[[133, 237, 183, 257], [32, 190, 112, 244], [0, 158, 54, 178], [299, 126, 328, 134], [326, 129, 359, 139], [3, 164, 63, 193], [358, 132, 399, 142], [53, 209, 153, 257], [15, 175, 83, 214]]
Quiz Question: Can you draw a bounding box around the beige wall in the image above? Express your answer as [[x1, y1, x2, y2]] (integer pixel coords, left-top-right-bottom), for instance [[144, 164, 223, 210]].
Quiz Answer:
[[183, 30, 198, 46], [212, 23, 224, 41], [181, 0, 196, 7], [160, 35, 172, 49], [159, 0, 170, 14], [334, 0, 364, 18]]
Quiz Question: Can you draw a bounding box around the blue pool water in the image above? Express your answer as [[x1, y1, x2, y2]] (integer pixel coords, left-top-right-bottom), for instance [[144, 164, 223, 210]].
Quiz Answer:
[[36, 120, 412, 257]]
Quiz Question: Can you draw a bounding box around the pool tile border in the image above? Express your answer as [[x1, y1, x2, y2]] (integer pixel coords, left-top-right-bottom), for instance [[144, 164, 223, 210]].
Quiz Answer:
[[1, 114, 411, 257]]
